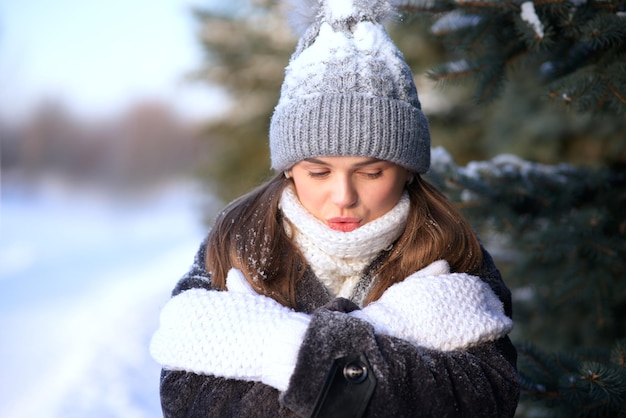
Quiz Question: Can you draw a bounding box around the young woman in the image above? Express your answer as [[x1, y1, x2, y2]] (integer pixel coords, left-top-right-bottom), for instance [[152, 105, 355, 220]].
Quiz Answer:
[[150, 0, 520, 416]]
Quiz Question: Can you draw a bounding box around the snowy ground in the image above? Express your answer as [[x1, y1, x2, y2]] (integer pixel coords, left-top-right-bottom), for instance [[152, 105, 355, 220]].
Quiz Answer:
[[0, 176, 210, 418]]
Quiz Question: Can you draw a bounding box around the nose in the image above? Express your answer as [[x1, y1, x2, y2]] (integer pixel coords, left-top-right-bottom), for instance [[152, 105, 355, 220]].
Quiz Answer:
[[332, 176, 358, 208]]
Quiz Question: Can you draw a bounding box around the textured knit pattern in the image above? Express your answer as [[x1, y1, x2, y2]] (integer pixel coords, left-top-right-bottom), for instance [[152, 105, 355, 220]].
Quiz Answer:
[[269, 0, 431, 173], [150, 287, 310, 392], [279, 186, 409, 298], [350, 261, 514, 351]]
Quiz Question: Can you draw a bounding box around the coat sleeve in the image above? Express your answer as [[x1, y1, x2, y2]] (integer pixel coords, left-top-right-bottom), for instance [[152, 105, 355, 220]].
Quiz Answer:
[[281, 307, 519, 418]]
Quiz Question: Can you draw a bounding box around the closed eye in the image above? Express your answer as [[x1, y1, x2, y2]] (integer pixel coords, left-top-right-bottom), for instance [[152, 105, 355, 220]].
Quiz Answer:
[[360, 171, 383, 179], [308, 171, 330, 179]]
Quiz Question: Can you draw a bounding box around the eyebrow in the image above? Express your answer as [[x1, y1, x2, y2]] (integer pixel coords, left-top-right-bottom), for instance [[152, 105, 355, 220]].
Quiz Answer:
[[303, 158, 383, 167]]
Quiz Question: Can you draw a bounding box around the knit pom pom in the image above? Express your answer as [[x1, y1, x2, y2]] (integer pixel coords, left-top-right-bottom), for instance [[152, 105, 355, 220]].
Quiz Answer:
[[286, 0, 397, 35]]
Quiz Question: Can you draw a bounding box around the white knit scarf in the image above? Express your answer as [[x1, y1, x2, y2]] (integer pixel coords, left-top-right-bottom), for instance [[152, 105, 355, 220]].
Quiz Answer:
[[279, 186, 410, 299]]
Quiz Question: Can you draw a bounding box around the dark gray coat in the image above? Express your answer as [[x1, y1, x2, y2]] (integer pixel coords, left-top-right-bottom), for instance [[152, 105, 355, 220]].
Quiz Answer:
[[159, 240, 520, 417]]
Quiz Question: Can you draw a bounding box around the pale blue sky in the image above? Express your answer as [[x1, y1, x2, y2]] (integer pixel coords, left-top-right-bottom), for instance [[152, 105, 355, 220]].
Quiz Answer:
[[0, 0, 227, 122]]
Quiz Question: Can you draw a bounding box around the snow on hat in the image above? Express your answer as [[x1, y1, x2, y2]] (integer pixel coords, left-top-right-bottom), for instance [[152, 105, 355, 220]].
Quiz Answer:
[[269, 0, 431, 173]]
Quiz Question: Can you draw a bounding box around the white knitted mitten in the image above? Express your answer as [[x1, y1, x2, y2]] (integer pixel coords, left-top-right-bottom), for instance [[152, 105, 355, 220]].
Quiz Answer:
[[149, 268, 311, 391], [349, 260, 513, 351]]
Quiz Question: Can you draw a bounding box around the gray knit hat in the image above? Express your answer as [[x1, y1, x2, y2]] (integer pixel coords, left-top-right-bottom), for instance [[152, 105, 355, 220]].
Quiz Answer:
[[269, 0, 430, 173]]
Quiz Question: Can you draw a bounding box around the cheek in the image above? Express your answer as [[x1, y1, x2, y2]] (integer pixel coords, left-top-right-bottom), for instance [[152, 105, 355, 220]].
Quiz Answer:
[[293, 180, 324, 213], [373, 193, 398, 214], [368, 183, 405, 215]]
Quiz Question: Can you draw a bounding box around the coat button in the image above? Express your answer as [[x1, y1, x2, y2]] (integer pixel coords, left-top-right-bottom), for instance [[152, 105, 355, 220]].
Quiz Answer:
[[343, 361, 368, 383]]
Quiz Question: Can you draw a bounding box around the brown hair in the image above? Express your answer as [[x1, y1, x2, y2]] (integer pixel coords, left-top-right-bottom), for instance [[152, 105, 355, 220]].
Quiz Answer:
[[206, 173, 483, 308]]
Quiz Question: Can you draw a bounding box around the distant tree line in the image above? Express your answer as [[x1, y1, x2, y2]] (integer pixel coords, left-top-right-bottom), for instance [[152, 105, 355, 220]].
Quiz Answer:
[[1, 99, 209, 190]]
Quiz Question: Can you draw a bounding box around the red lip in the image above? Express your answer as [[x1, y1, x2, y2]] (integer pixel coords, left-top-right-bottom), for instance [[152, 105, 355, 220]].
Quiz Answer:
[[327, 217, 361, 232]]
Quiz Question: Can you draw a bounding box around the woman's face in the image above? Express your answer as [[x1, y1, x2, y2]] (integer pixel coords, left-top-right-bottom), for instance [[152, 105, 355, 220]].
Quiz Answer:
[[288, 156, 411, 232]]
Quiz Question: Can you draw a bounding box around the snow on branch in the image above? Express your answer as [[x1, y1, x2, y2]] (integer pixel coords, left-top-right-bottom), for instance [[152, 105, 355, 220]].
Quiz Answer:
[[431, 146, 575, 188], [520, 2, 544, 39]]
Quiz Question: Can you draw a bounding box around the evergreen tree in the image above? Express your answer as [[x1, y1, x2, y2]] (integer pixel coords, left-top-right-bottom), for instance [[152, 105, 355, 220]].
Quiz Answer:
[[190, 1, 293, 201], [516, 339, 626, 417], [397, 1, 626, 414], [398, 0, 626, 168], [428, 147, 626, 417], [399, 0, 626, 114]]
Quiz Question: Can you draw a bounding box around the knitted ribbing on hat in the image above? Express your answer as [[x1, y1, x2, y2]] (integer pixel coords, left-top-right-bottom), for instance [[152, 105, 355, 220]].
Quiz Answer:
[[279, 186, 409, 298], [269, 0, 431, 173]]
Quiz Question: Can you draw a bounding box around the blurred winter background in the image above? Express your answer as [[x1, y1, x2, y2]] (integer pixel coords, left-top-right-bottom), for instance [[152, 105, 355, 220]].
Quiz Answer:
[[2, 0, 624, 416], [0, 0, 226, 416]]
